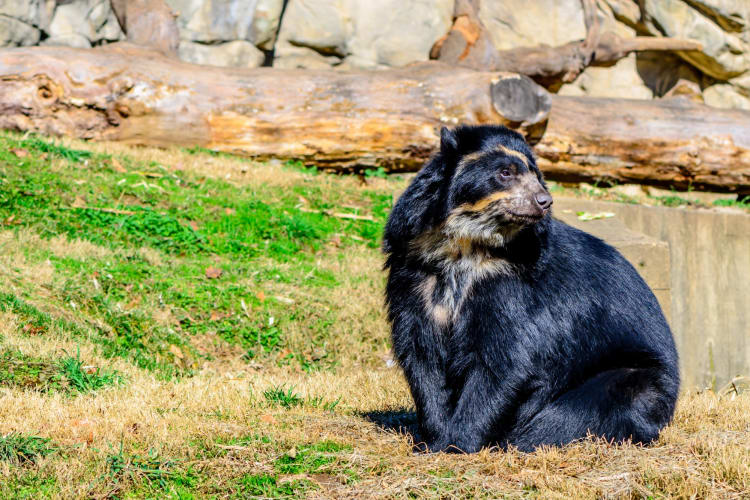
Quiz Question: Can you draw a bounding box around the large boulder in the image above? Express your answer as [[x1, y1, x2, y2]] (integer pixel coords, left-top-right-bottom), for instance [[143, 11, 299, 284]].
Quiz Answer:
[[165, 0, 284, 50], [546, 1, 653, 99], [559, 54, 654, 99], [0, 17, 42, 46], [704, 83, 750, 109], [44, 0, 123, 48], [178, 40, 265, 67], [478, 0, 587, 50], [684, 0, 747, 32], [274, 0, 453, 69], [642, 0, 750, 79], [0, 0, 55, 46]]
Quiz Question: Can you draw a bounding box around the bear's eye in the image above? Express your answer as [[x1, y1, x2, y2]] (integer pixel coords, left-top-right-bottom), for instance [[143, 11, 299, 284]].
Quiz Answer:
[[499, 168, 512, 179]]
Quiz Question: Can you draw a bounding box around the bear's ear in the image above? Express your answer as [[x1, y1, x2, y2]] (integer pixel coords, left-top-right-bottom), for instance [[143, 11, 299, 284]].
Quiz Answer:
[[440, 127, 458, 156]]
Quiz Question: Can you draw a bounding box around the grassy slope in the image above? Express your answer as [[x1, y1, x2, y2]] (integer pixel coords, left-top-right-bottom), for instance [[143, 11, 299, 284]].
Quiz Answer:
[[0, 132, 748, 499]]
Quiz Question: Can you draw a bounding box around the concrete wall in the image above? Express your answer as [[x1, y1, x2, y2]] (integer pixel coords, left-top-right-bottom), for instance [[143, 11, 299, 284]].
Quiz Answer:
[[555, 198, 750, 390]]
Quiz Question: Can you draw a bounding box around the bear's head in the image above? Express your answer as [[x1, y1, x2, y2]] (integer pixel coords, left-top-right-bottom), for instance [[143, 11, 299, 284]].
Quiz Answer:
[[438, 125, 552, 247]]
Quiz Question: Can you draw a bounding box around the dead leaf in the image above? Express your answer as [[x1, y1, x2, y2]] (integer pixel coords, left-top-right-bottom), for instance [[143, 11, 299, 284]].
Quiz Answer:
[[330, 234, 342, 247], [260, 414, 276, 424], [111, 158, 126, 173], [256, 290, 265, 302], [210, 310, 223, 321], [309, 474, 340, 488], [169, 344, 184, 359], [576, 211, 615, 221], [2, 215, 20, 226], [125, 295, 141, 310], [224, 207, 236, 215], [22, 324, 44, 335], [274, 296, 294, 304], [72, 418, 94, 445], [205, 267, 223, 279], [72, 196, 87, 208], [332, 212, 375, 221], [189, 220, 200, 231], [279, 474, 308, 484], [10, 148, 29, 158]]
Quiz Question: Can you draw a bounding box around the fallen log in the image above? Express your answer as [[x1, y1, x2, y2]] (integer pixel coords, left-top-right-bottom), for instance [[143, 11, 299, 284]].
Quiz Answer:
[[537, 95, 750, 194], [0, 45, 749, 193], [0, 44, 550, 171]]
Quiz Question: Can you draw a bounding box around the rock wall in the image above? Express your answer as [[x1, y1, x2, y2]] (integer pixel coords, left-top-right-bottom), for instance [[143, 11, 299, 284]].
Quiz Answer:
[[555, 197, 750, 390], [1, 0, 750, 108]]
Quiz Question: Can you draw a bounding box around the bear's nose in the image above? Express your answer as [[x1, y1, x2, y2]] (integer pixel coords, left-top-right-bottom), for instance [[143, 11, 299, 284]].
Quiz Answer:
[[535, 192, 553, 210]]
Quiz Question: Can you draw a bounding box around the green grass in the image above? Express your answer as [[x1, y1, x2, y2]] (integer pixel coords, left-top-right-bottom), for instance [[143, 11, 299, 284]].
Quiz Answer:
[[0, 131, 395, 377], [0, 473, 59, 499], [262, 384, 341, 410], [0, 433, 57, 465], [264, 384, 304, 408], [275, 441, 352, 474], [0, 348, 122, 395], [58, 349, 123, 394], [235, 473, 313, 498], [105, 446, 197, 495], [714, 195, 750, 210], [547, 181, 750, 213]]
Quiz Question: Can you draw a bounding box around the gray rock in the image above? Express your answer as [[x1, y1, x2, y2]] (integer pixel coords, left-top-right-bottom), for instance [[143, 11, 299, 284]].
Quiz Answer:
[[478, 0, 587, 51], [0, 0, 55, 29], [642, 0, 750, 79], [41, 33, 93, 49], [178, 40, 265, 68], [0, 15, 41, 46], [274, 0, 453, 69], [46, 0, 123, 46], [704, 83, 750, 109], [166, 0, 283, 49], [603, 0, 645, 32], [704, 71, 750, 109], [0, 0, 54, 46], [558, 2, 653, 99], [560, 54, 653, 99], [684, 0, 747, 32]]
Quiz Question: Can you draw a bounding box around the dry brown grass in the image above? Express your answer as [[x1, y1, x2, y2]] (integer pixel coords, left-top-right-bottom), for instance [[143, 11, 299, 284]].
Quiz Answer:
[[1, 308, 749, 498], [1, 233, 748, 498]]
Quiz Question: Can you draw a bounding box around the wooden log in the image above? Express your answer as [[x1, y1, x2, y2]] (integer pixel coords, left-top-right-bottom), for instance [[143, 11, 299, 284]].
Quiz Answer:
[[0, 44, 550, 172], [537, 95, 750, 194], [0, 45, 749, 193]]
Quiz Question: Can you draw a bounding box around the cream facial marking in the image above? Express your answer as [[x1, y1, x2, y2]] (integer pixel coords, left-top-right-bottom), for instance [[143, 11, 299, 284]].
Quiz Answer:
[[454, 151, 487, 177], [496, 145, 530, 166]]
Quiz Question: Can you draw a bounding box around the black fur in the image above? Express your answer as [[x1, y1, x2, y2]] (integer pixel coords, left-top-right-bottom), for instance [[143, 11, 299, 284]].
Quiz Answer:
[[383, 125, 679, 453]]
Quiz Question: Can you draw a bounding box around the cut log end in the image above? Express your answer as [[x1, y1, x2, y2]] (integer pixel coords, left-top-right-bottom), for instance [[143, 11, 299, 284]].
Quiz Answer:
[[490, 74, 551, 143]]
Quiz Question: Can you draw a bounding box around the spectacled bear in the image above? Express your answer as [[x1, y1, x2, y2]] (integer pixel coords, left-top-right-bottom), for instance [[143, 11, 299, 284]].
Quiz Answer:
[[383, 125, 679, 453]]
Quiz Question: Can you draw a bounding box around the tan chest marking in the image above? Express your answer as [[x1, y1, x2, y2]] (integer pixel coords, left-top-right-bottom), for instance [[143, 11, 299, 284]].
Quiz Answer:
[[416, 250, 511, 329]]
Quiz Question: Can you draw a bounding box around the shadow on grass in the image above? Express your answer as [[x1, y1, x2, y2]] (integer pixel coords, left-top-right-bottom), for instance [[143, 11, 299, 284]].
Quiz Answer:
[[362, 409, 420, 442]]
